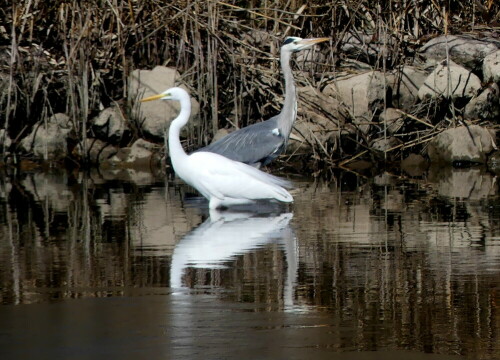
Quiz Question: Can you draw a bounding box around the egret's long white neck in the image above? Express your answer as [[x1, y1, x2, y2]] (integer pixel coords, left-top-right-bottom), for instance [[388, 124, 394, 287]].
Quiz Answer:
[[168, 93, 191, 169], [278, 48, 296, 142]]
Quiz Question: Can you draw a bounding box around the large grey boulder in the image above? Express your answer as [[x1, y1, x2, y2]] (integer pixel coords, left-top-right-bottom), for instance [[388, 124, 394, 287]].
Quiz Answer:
[[128, 66, 200, 139], [464, 83, 500, 121], [483, 49, 500, 83], [419, 35, 498, 70], [418, 61, 481, 101], [386, 66, 428, 110], [20, 113, 73, 160], [289, 86, 346, 155], [427, 125, 496, 164], [325, 71, 386, 133], [91, 106, 130, 144]]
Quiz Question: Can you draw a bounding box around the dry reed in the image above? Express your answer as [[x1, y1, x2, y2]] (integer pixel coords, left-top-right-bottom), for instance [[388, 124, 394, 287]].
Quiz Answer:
[[1, 1, 498, 168]]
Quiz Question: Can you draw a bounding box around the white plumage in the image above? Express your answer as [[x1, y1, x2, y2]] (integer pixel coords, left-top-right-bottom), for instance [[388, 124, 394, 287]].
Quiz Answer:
[[140, 87, 293, 209]]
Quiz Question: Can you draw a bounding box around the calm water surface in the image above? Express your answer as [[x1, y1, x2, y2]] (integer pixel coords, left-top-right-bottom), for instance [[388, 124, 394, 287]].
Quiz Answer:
[[0, 166, 499, 360]]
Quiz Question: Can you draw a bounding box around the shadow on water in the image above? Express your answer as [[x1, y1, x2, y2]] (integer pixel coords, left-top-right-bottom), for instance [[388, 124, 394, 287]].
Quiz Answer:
[[0, 166, 499, 359]]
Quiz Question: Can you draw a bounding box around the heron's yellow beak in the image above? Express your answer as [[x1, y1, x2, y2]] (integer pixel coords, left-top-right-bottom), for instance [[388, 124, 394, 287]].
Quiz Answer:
[[140, 93, 165, 102], [300, 37, 330, 45]]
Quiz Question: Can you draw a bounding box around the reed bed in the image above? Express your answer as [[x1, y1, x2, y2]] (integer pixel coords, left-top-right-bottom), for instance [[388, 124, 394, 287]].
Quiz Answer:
[[1, 1, 498, 169]]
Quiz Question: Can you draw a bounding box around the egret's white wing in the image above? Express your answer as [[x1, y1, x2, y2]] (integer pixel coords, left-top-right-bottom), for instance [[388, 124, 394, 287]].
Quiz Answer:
[[187, 152, 292, 202]]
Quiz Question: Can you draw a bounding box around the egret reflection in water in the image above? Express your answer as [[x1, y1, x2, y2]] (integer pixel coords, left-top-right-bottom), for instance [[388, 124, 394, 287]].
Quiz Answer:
[[170, 210, 297, 304]]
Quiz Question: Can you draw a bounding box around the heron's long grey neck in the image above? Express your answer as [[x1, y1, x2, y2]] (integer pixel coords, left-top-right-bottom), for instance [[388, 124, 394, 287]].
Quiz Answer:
[[278, 49, 296, 141]]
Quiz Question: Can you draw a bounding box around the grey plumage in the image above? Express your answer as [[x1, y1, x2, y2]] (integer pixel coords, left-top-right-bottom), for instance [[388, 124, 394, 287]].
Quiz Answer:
[[197, 36, 328, 167], [198, 115, 284, 167]]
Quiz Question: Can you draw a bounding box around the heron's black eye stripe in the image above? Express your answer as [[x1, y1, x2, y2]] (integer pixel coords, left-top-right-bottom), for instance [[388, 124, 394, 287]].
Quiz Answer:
[[283, 37, 295, 45]]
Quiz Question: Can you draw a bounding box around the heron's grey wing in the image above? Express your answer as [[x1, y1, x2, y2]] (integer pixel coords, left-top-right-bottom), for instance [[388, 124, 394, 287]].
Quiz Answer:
[[196, 117, 285, 166]]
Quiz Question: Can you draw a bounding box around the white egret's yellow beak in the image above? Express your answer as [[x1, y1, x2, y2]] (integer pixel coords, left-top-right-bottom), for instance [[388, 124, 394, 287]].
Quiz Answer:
[[140, 93, 165, 102]]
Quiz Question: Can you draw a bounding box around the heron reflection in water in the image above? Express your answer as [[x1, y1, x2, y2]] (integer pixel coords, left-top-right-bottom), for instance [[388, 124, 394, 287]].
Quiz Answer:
[[198, 37, 329, 167], [170, 210, 297, 307], [141, 87, 293, 210]]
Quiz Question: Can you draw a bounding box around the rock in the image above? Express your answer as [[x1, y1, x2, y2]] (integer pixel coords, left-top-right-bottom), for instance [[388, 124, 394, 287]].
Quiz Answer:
[[386, 66, 428, 110], [370, 136, 402, 154], [379, 108, 404, 134], [128, 66, 200, 139], [340, 31, 393, 60], [427, 125, 497, 164], [483, 49, 500, 83], [419, 35, 498, 70], [91, 106, 130, 144], [288, 86, 346, 155], [104, 138, 162, 169], [418, 61, 481, 101], [325, 71, 386, 133], [464, 83, 500, 121], [19, 113, 73, 160], [289, 120, 339, 155], [299, 85, 346, 123], [72, 138, 119, 164], [211, 128, 232, 143], [401, 154, 428, 177]]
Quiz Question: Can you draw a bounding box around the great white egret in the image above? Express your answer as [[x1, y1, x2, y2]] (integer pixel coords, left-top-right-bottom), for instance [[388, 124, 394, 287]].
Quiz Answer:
[[197, 36, 329, 167], [140, 87, 293, 209]]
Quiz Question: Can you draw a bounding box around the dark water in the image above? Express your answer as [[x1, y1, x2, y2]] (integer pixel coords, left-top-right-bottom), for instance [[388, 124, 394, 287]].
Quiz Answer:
[[0, 166, 499, 359]]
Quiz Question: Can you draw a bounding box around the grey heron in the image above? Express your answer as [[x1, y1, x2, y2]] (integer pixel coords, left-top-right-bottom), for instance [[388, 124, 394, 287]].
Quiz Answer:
[[140, 87, 293, 210], [198, 36, 329, 167]]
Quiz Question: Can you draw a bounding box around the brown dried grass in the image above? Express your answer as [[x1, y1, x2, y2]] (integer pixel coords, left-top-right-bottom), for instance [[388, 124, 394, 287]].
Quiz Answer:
[[1, 0, 498, 166]]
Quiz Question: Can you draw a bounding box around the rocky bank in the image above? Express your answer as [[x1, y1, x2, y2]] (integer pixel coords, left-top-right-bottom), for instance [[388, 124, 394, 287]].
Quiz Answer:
[[3, 33, 500, 175]]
